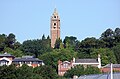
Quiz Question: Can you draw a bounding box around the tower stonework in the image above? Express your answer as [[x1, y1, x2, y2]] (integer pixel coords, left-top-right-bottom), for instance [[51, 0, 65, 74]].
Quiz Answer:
[[50, 8, 60, 48]]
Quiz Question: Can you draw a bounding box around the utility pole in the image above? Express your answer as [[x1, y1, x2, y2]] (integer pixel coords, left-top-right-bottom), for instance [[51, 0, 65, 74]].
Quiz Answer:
[[111, 63, 113, 79]]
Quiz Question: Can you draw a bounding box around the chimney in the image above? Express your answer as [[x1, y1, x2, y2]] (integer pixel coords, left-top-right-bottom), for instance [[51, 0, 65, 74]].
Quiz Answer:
[[73, 57, 75, 63], [98, 54, 101, 68]]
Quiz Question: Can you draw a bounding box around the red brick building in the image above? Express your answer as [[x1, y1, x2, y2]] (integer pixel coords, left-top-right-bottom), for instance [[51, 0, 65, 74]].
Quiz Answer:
[[58, 55, 101, 76], [101, 64, 120, 72], [58, 60, 73, 76]]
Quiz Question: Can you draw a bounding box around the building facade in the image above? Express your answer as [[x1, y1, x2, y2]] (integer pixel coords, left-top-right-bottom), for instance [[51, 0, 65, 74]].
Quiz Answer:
[[0, 52, 44, 67], [101, 64, 120, 72], [0, 52, 15, 66], [50, 8, 60, 48], [58, 55, 101, 76], [12, 56, 44, 68], [58, 60, 73, 76]]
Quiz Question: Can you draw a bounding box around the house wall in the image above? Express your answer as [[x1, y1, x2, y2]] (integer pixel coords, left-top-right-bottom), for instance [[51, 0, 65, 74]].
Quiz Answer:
[[58, 60, 72, 76], [101, 68, 120, 72]]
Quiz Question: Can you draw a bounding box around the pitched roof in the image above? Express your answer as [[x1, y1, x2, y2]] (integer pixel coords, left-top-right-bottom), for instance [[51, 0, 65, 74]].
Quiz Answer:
[[75, 59, 98, 63], [12, 58, 43, 62], [62, 61, 70, 64], [78, 73, 120, 79], [103, 64, 120, 68], [0, 59, 9, 62]]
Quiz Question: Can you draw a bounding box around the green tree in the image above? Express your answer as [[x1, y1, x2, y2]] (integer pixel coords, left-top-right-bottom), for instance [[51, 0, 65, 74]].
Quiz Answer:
[[0, 65, 17, 79], [113, 44, 120, 63], [39, 52, 58, 69], [58, 49, 77, 61], [54, 38, 63, 49], [16, 64, 34, 79], [42, 34, 46, 40], [114, 28, 120, 43], [91, 48, 116, 66], [84, 66, 101, 75], [0, 34, 6, 51], [3, 47, 23, 57], [21, 39, 52, 57], [64, 65, 84, 78], [39, 49, 77, 70], [5, 33, 16, 49], [64, 65, 101, 78], [75, 37, 100, 57], [34, 65, 58, 79], [63, 36, 77, 49], [100, 28, 114, 48], [14, 41, 21, 50]]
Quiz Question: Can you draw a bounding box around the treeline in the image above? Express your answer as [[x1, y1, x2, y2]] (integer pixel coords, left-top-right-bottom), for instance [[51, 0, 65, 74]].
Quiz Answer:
[[0, 64, 58, 79], [0, 64, 101, 79], [0, 28, 120, 78]]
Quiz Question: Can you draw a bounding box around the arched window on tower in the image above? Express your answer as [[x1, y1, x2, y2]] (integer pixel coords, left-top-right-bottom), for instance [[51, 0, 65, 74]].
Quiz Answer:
[[54, 16, 56, 18], [54, 23, 56, 26]]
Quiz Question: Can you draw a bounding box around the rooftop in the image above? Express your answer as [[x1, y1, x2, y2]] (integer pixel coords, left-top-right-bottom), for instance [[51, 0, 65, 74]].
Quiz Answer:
[[13, 57, 43, 62], [78, 73, 120, 79], [103, 64, 120, 68], [75, 59, 98, 63]]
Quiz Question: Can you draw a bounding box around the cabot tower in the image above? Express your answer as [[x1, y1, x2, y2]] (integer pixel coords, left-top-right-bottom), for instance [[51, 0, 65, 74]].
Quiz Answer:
[[50, 8, 60, 48]]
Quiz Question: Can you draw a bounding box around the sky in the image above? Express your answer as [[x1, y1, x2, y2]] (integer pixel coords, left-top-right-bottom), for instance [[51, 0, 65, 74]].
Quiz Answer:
[[0, 0, 120, 43]]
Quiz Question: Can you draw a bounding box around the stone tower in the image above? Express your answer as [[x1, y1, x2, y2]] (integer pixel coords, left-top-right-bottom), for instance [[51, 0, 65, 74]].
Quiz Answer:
[[50, 8, 60, 48]]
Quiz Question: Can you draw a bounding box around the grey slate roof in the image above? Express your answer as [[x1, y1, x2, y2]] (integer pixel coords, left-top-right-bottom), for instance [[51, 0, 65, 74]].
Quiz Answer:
[[103, 64, 120, 68], [75, 59, 98, 63], [78, 73, 120, 79], [12, 58, 43, 62], [0, 59, 9, 62]]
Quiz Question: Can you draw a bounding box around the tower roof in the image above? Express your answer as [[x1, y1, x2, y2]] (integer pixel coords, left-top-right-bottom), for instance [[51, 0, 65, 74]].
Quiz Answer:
[[53, 8, 58, 16]]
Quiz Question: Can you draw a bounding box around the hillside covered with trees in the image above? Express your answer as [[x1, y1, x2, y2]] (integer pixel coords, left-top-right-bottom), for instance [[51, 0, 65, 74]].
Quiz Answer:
[[0, 27, 120, 78]]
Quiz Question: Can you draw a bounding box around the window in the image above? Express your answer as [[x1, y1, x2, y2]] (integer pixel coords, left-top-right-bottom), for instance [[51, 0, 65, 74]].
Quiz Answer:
[[0, 61, 8, 66], [26, 62, 30, 64], [63, 63, 68, 68], [54, 23, 56, 26], [54, 16, 56, 18]]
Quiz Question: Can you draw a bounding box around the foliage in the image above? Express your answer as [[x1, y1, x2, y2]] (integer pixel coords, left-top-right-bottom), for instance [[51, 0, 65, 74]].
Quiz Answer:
[[112, 43, 120, 64], [34, 65, 58, 79], [21, 36, 51, 57], [100, 28, 114, 48], [16, 64, 34, 79], [114, 28, 120, 43], [64, 65, 84, 78], [91, 48, 116, 66], [84, 66, 101, 75], [2, 47, 23, 57], [0, 64, 60, 79], [63, 36, 77, 49], [64, 65, 101, 78], [39, 52, 58, 69], [0, 65, 17, 79], [39, 49, 77, 70], [54, 38, 63, 49]]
